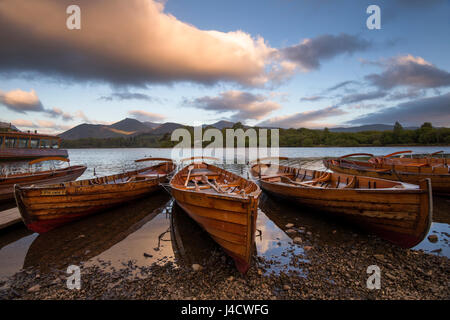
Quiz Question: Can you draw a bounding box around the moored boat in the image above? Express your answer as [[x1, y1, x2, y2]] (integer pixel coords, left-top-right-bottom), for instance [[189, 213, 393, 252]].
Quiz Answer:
[[0, 129, 68, 161], [0, 157, 86, 203], [15, 158, 175, 233], [250, 158, 433, 248], [324, 152, 450, 195], [169, 157, 261, 274], [369, 150, 449, 167]]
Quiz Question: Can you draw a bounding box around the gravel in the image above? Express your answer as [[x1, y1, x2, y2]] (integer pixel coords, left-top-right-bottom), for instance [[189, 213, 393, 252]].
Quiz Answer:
[[1, 233, 448, 300]]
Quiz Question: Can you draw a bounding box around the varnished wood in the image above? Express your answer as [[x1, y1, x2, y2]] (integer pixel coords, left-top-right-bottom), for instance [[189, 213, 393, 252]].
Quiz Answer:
[[250, 161, 432, 248], [15, 161, 176, 233], [169, 162, 261, 274], [0, 164, 86, 203], [325, 156, 450, 195], [28, 157, 70, 165]]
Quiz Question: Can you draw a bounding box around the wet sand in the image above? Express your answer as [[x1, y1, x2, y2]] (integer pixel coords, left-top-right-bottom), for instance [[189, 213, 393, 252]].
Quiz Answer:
[[0, 160, 449, 300]]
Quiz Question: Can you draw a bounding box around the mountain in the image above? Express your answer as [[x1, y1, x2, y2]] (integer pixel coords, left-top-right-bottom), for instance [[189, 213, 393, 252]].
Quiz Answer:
[[60, 119, 181, 140], [150, 122, 185, 135], [110, 118, 150, 132], [59, 123, 128, 140], [329, 124, 418, 133], [204, 120, 235, 129], [0, 122, 19, 132], [143, 121, 161, 129], [60, 118, 427, 141]]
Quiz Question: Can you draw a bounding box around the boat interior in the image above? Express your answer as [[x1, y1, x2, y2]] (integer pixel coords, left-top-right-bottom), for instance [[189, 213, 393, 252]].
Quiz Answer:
[[252, 163, 407, 190], [334, 158, 450, 174], [172, 162, 259, 197], [20, 162, 175, 189]]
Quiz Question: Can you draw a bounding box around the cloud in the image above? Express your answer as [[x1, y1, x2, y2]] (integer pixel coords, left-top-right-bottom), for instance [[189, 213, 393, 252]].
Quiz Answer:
[[325, 80, 360, 92], [0, 89, 43, 113], [300, 96, 324, 102], [11, 118, 71, 133], [99, 92, 160, 102], [74, 110, 111, 125], [339, 90, 387, 105], [385, 89, 425, 101], [128, 110, 165, 122], [348, 93, 450, 127], [46, 107, 74, 121], [280, 34, 370, 71], [186, 91, 281, 122], [0, 0, 291, 87], [258, 105, 346, 129], [365, 55, 450, 90]]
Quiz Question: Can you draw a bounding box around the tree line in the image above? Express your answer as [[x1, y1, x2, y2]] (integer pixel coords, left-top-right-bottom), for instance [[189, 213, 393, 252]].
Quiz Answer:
[[61, 122, 450, 148]]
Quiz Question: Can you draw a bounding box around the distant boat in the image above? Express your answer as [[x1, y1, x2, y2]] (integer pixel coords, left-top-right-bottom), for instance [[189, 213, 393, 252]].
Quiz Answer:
[[369, 150, 448, 167], [15, 158, 175, 233], [0, 129, 68, 161], [250, 157, 433, 248], [0, 157, 86, 204], [169, 157, 261, 274], [324, 152, 450, 196]]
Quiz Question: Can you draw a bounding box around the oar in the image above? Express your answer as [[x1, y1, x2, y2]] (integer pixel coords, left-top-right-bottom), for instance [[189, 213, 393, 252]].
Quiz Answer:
[[184, 165, 194, 187]]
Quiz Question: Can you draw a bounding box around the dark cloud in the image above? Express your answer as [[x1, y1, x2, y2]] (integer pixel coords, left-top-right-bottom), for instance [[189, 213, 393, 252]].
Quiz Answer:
[[325, 80, 360, 92], [340, 90, 387, 105], [385, 89, 425, 101], [281, 34, 370, 71], [348, 93, 450, 127], [186, 91, 281, 122], [46, 107, 74, 121], [0, 0, 291, 87], [365, 55, 450, 90], [99, 92, 159, 102], [300, 96, 324, 102], [258, 105, 346, 129]]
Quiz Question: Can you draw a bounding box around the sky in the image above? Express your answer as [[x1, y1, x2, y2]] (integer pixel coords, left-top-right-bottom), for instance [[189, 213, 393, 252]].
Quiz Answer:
[[0, 0, 449, 134]]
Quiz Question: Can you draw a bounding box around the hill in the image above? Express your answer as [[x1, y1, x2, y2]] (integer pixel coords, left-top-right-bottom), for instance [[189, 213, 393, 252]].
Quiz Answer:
[[330, 124, 418, 133]]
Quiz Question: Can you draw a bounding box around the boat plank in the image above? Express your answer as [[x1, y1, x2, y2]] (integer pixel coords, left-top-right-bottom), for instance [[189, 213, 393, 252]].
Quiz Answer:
[[0, 207, 22, 230]]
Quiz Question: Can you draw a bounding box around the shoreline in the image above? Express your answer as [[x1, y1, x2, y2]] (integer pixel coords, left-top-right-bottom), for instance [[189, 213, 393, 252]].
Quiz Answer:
[[1, 220, 448, 300], [61, 145, 450, 150]]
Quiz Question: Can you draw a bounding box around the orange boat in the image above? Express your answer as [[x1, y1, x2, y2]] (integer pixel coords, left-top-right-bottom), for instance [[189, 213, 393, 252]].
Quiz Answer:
[[250, 157, 432, 248], [169, 157, 261, 274], [369, 150, 448, 167], [324, 152, 450, 195], [15, 158, 175, 233], [0, 157, 86, 203]]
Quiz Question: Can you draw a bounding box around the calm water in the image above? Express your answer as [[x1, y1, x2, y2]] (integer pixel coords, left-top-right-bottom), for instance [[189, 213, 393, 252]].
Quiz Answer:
[[0, 147, 449, 279]]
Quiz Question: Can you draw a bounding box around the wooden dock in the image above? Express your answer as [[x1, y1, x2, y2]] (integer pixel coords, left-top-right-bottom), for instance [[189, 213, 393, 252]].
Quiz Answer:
[[0, 207, 22, 230]]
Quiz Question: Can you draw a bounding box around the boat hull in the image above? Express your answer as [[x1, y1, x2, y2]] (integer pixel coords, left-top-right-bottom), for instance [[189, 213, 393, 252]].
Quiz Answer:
[[258, 178, 432, 248], [0, 165, 87, 203], [0, 148, 68, 161], [170, 163, 260, 274], [15, 162, 175, 233], [171, 188, 258, 273]]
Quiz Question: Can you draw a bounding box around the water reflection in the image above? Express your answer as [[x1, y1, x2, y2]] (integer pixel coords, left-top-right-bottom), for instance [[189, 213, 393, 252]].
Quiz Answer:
[[22, 191, 171, 273]]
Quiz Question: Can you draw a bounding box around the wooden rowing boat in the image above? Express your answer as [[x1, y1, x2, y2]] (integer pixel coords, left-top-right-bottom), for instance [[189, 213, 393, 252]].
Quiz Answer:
[[369, 150, 449, 167], [15, 158, 176, 233], [324, 152, 450, 195], [169, 157, 261, 274], [0, 157, 86, 204], [250, 158, 432, 248]]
